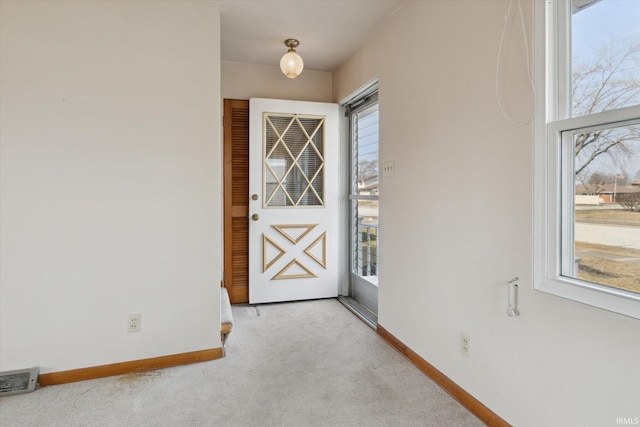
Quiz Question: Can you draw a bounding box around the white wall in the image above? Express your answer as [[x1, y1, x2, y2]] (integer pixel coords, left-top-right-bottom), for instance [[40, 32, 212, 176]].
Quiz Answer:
[[222, 60, 332, 102], [0, 0, 222, 373], [334, 1, 640, 426]]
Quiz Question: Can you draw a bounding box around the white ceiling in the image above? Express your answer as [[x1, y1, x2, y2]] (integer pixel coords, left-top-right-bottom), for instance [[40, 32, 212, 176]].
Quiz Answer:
[[220, 0, 404, 72]]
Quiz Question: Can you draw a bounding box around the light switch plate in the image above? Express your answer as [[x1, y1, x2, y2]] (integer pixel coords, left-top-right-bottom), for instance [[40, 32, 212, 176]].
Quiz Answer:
[[382, 161, 395, 176]]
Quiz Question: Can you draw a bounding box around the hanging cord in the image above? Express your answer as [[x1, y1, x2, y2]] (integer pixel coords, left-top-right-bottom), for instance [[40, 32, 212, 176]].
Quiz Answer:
[[496, 0, 536, 126]]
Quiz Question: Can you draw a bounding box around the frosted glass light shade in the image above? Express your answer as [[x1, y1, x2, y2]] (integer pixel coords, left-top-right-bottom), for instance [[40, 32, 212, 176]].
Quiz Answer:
[[280, 51, 304, 78]]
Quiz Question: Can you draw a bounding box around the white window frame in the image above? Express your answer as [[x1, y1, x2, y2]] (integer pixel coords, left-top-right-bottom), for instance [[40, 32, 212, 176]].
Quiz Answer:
[[533, 0, 640, 319]]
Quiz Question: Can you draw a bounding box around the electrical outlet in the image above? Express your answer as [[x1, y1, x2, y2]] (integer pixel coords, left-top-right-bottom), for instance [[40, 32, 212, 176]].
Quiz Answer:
[[460, 333, 470, 358], [128, 314, 141, 332]]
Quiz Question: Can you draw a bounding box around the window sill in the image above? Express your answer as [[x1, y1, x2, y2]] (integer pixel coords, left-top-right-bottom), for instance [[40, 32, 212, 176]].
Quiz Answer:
[[534, 275, 640, 319]]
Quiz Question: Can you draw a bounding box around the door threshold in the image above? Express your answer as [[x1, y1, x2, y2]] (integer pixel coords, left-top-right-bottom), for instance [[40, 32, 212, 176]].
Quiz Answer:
[[337, 296, 377, 329]]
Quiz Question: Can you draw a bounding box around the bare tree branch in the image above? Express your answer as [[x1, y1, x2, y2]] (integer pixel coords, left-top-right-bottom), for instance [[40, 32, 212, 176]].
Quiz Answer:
[[573, 39, 640, 175]]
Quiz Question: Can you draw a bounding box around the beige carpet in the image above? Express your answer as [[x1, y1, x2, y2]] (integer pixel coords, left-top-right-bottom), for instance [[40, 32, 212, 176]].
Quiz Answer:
[[0, 299, 484, 426]]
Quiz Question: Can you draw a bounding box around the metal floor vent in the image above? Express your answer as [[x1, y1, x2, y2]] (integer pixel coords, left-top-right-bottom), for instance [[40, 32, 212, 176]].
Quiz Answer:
[[0, 368, 39, 396]]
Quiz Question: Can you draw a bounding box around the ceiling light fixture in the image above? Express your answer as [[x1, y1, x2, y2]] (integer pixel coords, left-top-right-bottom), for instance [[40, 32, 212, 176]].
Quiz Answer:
[[280, 39, 304, 79]]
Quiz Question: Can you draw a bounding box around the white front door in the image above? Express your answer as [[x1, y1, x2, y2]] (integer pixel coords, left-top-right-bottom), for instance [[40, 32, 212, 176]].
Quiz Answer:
[[249, 98, 340, 304]]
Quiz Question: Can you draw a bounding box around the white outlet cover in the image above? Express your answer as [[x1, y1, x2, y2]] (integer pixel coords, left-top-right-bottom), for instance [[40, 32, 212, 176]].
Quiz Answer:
[[460, 333, 470, 358], [128, 314, 141, 332]]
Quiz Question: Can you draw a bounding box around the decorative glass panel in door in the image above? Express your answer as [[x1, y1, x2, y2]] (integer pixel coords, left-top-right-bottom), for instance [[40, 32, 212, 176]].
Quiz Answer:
[[263, 114, 325, 207]]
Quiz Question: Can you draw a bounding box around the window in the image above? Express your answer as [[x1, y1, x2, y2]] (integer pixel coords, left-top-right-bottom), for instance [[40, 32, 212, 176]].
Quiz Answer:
[[534, 0, 640, 318], [263, 113, 325, 207], [351, 96, 379, 281]]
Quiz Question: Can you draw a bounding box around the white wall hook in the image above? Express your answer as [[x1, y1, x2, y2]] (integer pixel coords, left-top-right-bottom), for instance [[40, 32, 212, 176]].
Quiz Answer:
[[507, 277, 520, 317]]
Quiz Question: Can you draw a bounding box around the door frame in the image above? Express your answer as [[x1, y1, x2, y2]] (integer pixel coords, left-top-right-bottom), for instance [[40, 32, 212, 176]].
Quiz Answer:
[[337, 80, 380, 325]]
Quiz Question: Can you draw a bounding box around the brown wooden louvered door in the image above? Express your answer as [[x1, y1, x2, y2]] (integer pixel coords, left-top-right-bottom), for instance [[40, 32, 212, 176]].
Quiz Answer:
[[223, 99, 249, 303]]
